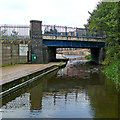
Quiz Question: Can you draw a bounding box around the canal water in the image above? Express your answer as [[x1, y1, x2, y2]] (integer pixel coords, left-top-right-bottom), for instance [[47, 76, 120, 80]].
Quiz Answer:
[[63, 55, 85, 59], [0, 57, 119, 118]]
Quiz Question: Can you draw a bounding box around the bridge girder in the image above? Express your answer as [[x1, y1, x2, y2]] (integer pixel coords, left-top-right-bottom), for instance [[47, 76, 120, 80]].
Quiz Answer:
[[43, 39, 105, 48]]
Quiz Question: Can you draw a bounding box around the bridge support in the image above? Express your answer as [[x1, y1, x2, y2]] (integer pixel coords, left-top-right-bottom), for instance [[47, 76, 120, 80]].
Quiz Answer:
[[48, 47, 56, 62], [30, 20, 56, 64], [91, 48, 106, 64]]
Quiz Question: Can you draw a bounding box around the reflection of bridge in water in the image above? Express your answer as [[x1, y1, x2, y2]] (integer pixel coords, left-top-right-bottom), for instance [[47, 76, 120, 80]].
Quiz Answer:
[[1, 64, 118, 118], [22, 64, 105, 111]]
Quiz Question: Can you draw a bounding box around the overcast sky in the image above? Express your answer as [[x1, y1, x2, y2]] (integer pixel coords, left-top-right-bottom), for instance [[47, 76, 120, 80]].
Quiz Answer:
[[0, 0, 100, 27]]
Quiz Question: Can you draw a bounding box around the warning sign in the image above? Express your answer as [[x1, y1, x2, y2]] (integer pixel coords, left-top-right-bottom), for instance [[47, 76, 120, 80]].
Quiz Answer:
[[19, 44, 28, 56]]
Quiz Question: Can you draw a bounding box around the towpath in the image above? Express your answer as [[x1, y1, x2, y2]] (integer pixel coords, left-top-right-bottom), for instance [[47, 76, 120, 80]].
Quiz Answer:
[[0, 62, 63, 86]]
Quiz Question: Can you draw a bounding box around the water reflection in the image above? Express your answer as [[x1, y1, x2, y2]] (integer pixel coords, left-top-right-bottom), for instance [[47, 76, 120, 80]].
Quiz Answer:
[[0, 60, 119, 118], [58, 60, 100, 79]]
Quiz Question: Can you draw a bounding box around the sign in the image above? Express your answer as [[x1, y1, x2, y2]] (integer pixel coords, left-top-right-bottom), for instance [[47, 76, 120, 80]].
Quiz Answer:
[[19, 44, 28, 56]]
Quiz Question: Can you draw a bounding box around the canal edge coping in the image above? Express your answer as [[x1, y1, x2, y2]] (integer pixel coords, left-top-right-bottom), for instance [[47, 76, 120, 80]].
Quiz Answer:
[[0, 63, 66, 98]]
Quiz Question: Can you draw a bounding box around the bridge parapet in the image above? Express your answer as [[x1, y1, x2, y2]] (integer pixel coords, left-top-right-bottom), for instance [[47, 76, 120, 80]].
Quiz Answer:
[[43, 35, 105, 43], [42, 24, 106, 39]]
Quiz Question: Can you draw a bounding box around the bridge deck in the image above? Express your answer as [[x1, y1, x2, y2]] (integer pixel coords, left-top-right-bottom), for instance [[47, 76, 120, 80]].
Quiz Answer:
[[43, 35, 105, 48], [43, 35, 105, 42]]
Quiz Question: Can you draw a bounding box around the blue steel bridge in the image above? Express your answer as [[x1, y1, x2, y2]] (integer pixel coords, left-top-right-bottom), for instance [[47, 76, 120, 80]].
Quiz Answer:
[[42, 25, 106, 48], [30, 20, 106, 64], [0, 21, 106, 64]]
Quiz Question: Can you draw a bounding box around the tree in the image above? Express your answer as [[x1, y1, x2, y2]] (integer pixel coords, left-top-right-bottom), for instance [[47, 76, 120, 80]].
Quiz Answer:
[[87, 1, 120, 65]]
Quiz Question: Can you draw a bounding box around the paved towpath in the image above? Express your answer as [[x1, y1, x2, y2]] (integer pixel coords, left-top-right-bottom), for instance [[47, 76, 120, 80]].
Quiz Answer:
[[0, 62, 63, 86]]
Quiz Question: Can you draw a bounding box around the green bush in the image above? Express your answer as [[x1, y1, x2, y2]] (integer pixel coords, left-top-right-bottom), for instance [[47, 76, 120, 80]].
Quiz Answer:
[[103, 60, 120, 88], [85, 54, 91, 60]]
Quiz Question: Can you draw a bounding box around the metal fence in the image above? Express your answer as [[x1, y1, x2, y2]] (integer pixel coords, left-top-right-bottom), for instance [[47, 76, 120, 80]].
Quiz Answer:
[[0, 24, 30, 40], [0, 24, 105, 40]]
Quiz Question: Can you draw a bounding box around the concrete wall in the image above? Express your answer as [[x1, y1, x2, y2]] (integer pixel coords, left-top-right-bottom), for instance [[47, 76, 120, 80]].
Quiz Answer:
[[48, 47, 56, 62], [91, 48, 106, 64], [0, 43, 28, 66]]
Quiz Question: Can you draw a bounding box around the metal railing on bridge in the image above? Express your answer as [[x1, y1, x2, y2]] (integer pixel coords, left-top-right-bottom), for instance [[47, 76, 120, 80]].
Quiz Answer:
[[0, 24, 106, 40], [42, 25, 106, 39]]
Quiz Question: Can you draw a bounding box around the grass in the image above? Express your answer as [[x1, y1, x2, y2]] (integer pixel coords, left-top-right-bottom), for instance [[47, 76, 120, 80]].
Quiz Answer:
[[103, 60, 120, 89], [0, 62, 27, 68], [58, 61, 64, 67]]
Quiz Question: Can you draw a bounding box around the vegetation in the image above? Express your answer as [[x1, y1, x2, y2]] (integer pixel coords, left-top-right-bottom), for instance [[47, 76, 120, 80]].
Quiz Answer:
[[85, 54, 91, 60], [0, 62, 27, 68], [87, 1, 120, 86], [103, 60, 120, 88], [58, 61, 64, 68]]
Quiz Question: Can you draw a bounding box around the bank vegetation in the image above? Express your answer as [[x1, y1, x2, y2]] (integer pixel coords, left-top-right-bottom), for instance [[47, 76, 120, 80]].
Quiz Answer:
[[87, 1, 120, 87]]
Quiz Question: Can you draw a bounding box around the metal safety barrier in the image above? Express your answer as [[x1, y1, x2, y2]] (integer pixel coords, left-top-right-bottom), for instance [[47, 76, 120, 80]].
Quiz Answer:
[[0, 24, 106, 40]]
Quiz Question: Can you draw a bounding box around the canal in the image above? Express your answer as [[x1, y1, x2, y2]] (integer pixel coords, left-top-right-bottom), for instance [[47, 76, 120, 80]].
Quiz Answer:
[[0, 57, 119, 118]]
